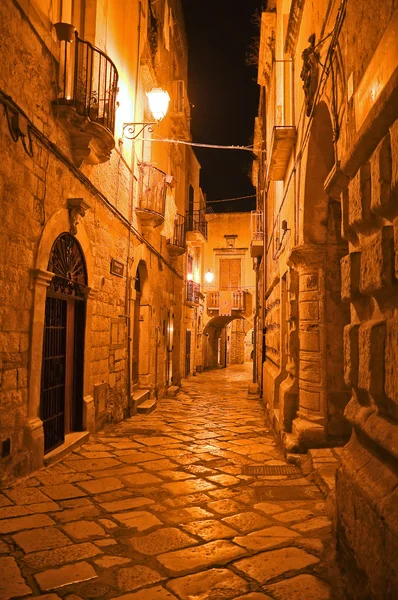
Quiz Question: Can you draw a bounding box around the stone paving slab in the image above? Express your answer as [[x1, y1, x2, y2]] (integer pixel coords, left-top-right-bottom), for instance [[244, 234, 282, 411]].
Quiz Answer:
[[34, 560, 97, 590], [263, 573, 331, 599], [128, 526, 197, 555], [157, 539, 247, 574], [116, 586, 178, 599], [0, 556, 32, 599], [166, 567, 249, 599], [13, 526, 72, 552], [0, 365, 345, 600], [234, 546, 320, 584]]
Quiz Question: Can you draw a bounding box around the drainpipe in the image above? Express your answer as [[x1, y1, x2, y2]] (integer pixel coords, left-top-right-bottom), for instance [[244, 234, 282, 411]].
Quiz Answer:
[[125, 1, 143, 416], [253, 258, 258, 383], [155, 325, 160, 400]]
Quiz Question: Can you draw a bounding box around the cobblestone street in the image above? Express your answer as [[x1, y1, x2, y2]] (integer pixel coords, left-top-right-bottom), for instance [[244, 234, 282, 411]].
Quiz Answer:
[[0, 365, 345, 600]]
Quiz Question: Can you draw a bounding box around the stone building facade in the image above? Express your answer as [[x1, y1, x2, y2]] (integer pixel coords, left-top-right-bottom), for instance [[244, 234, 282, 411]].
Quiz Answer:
[[0, 0, 201, 485], [252, 0, 398, 597], [202, 212, 254, 370]]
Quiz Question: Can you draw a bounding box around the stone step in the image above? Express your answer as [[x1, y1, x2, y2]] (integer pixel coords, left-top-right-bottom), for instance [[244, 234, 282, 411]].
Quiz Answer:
[[137, 399, 157, 414], [131, 389, 150, 413], [44, 431, 90, 466], [166, 385, 180, 397]]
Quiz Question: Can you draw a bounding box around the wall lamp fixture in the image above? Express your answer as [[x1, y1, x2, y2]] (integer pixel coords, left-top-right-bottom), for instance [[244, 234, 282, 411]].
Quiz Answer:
[[123, 87, 170, 140], [205, 269, 214, 283]]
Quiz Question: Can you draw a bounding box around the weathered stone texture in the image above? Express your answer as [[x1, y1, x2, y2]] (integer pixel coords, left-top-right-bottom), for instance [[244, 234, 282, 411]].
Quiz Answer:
[[336, 436, 398, 600], [343, 324, 360, 387], [359, 226, 394, 297], [384, 317, 398, 413], [370, 133, 395, 219], [357, 320, 386, 401], [390, 118, 398, 200], [340, 252, 361, 303], [348, 163, 376, 233]]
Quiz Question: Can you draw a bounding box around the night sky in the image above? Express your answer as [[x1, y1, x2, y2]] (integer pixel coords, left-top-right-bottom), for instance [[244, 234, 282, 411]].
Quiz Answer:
[[181, 0, 261, 213]]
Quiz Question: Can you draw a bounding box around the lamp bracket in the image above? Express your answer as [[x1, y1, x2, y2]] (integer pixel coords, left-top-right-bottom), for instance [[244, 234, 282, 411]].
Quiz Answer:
[[122, 121, 157, 140]]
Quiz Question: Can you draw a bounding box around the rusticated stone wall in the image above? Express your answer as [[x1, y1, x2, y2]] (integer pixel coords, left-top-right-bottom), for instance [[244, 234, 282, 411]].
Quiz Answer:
[[336, 120, 398, 600]]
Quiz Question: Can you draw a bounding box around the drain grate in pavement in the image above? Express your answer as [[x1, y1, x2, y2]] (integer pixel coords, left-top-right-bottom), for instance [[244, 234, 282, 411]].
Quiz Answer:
[[254, 486, 323, 501], [116, 428, 158, 436], [242, 464, 302, 476], [79, 582, 110, 598]]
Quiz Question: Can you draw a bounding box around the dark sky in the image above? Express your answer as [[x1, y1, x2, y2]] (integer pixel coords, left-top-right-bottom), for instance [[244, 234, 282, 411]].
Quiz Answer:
[[181, 0, 261, 212]]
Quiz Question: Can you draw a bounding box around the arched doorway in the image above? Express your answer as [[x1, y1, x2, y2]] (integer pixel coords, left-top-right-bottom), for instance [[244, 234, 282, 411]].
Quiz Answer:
[[132, 269, 141, 386], [40, 233, 87, 453], [204, 316, 253, 370], [289, 101, 350, 445]]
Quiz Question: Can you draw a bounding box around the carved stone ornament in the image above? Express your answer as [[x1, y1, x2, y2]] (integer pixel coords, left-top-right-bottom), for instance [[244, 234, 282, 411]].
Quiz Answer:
[[300, 34, 319, 117], [67, 197, 91, 235]]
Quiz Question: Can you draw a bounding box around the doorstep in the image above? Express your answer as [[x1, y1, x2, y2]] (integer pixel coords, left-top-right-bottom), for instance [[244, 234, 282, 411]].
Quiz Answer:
[[44, 431, 90, 466], [302, 447, 343, 520]]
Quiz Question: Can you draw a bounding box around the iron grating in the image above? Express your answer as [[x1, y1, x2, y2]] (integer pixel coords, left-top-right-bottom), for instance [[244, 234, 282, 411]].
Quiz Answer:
[[242, 464, 302, 476], [254, 486, 324, 501], [79, 583, 110, 599]]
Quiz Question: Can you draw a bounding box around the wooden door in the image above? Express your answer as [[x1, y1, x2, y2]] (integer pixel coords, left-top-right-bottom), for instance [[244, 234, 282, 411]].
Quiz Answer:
[[132, 292, 141, 384], [185, 330, 191, 377], [219, 258, 241, 290]]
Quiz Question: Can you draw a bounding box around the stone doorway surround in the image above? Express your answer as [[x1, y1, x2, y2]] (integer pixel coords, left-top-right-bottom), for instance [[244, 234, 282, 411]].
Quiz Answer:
[[24, 205, 96, 473]]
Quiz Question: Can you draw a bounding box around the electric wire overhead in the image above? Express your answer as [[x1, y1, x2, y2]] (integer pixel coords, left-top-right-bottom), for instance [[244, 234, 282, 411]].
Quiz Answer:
[[207, 194, 256, 204], [144, 133, 262, 153]]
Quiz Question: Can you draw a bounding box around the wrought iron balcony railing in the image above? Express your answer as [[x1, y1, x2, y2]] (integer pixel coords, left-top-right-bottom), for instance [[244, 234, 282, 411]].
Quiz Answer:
[[251, 210, 263, 241], [56, 32, 118, 134], [250, 210, 264, 258], [167, 213, 186, 256], [232, 291, 246, 311], [136, 162, 167, 229], [207, 290, 247, 313], [186, 209, 207, 240], [207, 291, 220, 310], [186, 281, 201, 304]]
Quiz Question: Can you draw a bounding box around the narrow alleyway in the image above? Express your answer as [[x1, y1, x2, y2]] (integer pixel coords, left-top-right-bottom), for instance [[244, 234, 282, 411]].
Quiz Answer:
[[1, 365, 345, 600]]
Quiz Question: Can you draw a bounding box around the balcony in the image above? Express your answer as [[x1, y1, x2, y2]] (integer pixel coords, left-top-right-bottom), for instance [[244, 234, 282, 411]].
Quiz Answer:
[[268, 125, 297, 180], [167, 213, 186, 257], [136, 162, 167, 232], [170, 80, 191, 140], [186, 209, 208, 244], [207, 290, 247, 316], [52, 32, 118, 166], [266, 59, 296, 180], [186, 281, 201, 305], [250, 210, 264, 258]]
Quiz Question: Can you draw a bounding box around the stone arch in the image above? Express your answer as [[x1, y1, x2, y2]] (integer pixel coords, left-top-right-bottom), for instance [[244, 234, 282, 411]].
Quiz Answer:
[[303, 101, 336, 244], [290, 100, 351, 448], [35, 207, 93, 284], [132, 260, 150, 385], [203, 315, 253, 370], [26, 207, 95, 470]]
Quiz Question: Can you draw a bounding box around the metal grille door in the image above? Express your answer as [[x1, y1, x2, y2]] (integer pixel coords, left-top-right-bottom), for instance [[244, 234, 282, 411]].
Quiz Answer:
[[41, 296, 67, 453], [185, 330, 191, 377]]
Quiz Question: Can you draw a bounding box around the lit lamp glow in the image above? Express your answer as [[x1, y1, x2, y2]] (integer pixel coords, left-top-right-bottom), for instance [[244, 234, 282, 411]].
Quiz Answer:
[[205, 269, 214, 283], [146, 88, 170, 121], [122, 87, 170, 140], [187, 272, 193, 281]]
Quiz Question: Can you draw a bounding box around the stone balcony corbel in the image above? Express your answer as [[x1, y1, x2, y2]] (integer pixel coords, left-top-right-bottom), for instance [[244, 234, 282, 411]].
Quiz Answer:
[[67, 198, 91, 235]]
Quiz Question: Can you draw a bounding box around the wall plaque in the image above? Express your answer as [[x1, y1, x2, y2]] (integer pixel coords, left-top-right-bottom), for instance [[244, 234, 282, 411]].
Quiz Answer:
[[110, 258, 124, 277]]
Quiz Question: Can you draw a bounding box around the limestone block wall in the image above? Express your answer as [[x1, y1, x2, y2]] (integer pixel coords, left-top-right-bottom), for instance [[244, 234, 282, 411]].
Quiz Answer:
[[0, 0, 188, 484], [336, 120, 398, 600]]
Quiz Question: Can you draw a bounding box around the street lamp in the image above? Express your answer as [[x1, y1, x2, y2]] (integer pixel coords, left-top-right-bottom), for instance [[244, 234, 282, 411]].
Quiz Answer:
[[123, 87, 170, 140], [205, 269, 214, 283]]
